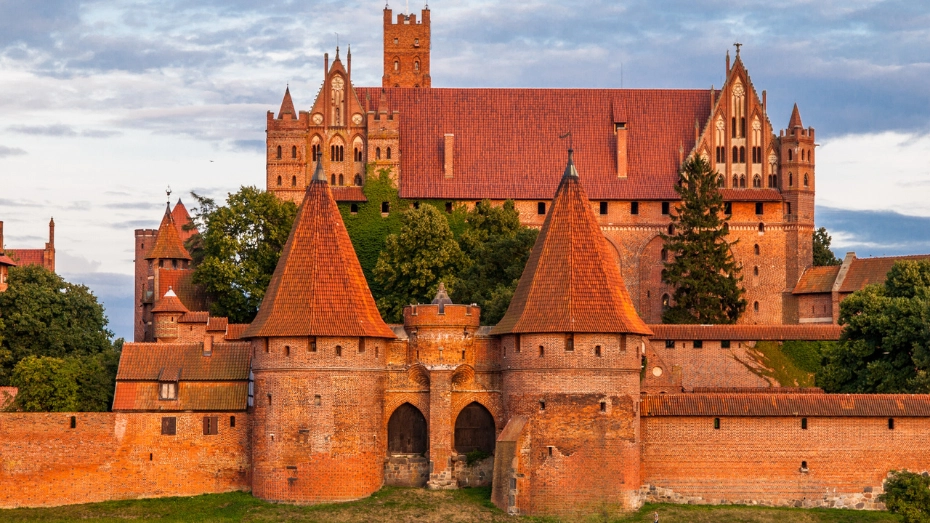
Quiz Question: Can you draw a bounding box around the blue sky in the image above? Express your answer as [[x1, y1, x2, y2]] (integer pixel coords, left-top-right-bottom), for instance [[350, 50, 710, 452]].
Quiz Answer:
[[1, 0, 930, 340]]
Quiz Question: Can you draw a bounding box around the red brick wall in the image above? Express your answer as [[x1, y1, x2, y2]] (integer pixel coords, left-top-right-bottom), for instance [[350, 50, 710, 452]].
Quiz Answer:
[[134, 229, 156, 342], [0, 412, 250, 508], [642, 415, 930, 508], [798, 293, 833, 323], [382, 8, 431, 88]]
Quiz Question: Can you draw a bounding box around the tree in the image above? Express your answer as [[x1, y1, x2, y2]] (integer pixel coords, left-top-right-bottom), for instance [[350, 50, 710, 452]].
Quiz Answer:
[[813, 226, 841, 266], [880, 470, 930, 523], [453, 200, 538, 325], [189, 186, 298, 323], [374, 205, 468, 322], [818, 260, 930, 393], [0, 265, 113, 386], [661, 155, 746, 324]]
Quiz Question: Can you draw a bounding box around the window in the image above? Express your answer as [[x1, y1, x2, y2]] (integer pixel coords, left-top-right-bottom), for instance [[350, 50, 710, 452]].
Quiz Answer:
[[755, 202, 764, 215], [801, 418, 808, 430], [753, 301, 760, 312], [713, 418, 720, 430], [660, 248, 668, 262], [721, 340, 731, 349], [291, 176, 297, 186], [804, 173, 809, 187], [285, 345, 290, 357], [539, 345, 545, 357], [394, 60, 399, 71], [159, 382, 177, 400], [70, 416, 76, 429], [276, 176, 282, 186], [331, 174, 336, 184], [661, 202, 670, 215], [739, 146, 746, 163], [693, 340, 703, 349], [753, 266, 759, 276], [716, 146, 725, 163], [376, 147, 381, 160], [393, 38, 398, 44], [565, 334, 574, 352], [339, 174, 344, 185], [230, 416, 236, 428], [758, 222, 765, 233], [414, 38, 419, 46], [350, 203, 358, 214], [359, 338, 366, 353], [386, 147, 392, 159], [354, 147, 362, 161], [310, 338, 317, 352], [314, 394, 321, 406], [595, 345, 602, 357], [203, 416, 219, 435], [414, 60, 419, 70], [330, 144, 344, 161], [724, 201, 732, 215], [600, 401, 607, 412], [789, 172, 793, 186], [732, 146, 738, 163], [753, 175, 761, 188], [661, 294, 670, 312], [537, 202, 546, 215], [665, 340, 675, 349], [788, 149, 793, 161], [161, 417, 177, 436], [732, 174, 738, 188], [292, 145, 297, 159], [631, 201, 639, 215], [786, 202, 792, 215], [336, 345, 343, 357], [540, 400, 546, 410], [276, 145, 282, 159], [731, 118, 737, 138], [889, 418, 895, 430], [667, 224, 675, 235], [312, 144, 321, 160], [445, 201, 453, 213], [354, 174, 362, 186], [754, 244, 760, 255], [599, 201, 608, 215]]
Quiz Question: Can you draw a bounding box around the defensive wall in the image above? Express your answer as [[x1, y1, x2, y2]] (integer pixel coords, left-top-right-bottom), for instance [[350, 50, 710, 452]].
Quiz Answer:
[[0, 412, 250, 508]]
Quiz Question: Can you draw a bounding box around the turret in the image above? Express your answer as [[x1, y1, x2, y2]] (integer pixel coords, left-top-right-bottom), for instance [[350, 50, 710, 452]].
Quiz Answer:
[[382, 5, 431, 88], [151, 288, 189, 341]]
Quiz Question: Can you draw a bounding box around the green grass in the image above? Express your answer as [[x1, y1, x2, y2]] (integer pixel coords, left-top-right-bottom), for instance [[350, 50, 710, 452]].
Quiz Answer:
[[748, 341, 817, 387], [0, 488, 903, 523]]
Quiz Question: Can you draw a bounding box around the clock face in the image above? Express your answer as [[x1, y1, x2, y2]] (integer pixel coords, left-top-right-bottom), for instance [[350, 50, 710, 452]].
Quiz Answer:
[[352, 113, 363, 125], [312, 113, 323, 124]]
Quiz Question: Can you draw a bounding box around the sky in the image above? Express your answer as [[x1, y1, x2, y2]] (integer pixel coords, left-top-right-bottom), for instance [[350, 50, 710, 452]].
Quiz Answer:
[[2, 0, 930, 340]]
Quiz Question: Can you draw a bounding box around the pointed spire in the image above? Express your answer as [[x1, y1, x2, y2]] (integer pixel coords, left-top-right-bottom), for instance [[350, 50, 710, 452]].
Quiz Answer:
[[562, 149, 578, 179], [243, 157, 395, 339], [146, 203, 192, 261], [491, 153, 651, 336], [788, 103, 803, 129], [278, 86, 296, 119], [171, 198, 198, 243], [312, 151, 326, 182]]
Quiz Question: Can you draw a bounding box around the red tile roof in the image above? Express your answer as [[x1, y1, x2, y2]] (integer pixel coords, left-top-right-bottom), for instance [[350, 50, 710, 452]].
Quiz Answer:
[[647, 324, 842, 341], [225, 323, 250, 340], [170, 199, 198, 244], [116, 342, 251, 381], [642, 393, 930, 417], [839, 255, 930, 293], [151, 289, 190, 314], [718, 189, 783, 202], [278, 86, 296, 119], [112, 381, 247, 411], [793, 266, 841, 294], [158, 269, 208, 312], [0, 255, 16, 266], [691, 387, 824, 394], [491, 152, 652, 336], [207, 316, 228, 332], [243, 177, 396, 339], [146, 204, 192, 261], [331, 186, 367, 202], [6, 249, 45, 267], [788, 103, 803, 129], [178, 311, 209, 323], [356, 87, 713, 201]]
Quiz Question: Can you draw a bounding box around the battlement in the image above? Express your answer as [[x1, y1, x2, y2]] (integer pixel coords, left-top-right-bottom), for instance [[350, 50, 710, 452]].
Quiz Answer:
[[384, 7, 430, 26], [403, 303, 481, 328]]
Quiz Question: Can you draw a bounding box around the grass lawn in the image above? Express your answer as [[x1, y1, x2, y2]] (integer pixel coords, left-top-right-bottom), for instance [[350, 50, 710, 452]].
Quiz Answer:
[[0, 487, 902, 523]]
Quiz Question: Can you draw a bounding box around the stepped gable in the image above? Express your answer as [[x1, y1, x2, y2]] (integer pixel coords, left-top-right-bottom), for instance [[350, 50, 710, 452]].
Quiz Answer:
[[491, 151, 652, 336], [151, 288, 189, 314], [145, 203, 192, 261], [170, 199, 198, 243], [243, 161, 395, 339]]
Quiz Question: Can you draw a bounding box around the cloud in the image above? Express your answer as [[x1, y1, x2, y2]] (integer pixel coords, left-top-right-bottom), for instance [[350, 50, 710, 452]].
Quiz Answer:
[[7, 124, 122, 138], [106, 219, 158, 230], [103, 201, 168, 210], [0, 197, 41, 207], [57, 251, 103, 273], [817, 206, 930, 257], [230, 139, 264, 152], [0, 145, 27, 157]]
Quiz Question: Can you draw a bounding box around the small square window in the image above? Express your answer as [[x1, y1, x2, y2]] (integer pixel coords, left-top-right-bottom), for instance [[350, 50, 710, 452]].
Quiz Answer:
[[665, 340, 675, 349], [159, 382, 177, 400], [693, 340, 703, 349], [350, 203, 358, 214], [631, 201, 639, 215], [161, 417, 177, 436], [755, 202, 764, 215], [721, 340, 731, 349], [381, 201, 390, 213], [661, 202, 670, 215], [599, 201, 608, 215], [537, 202, 546, 215]]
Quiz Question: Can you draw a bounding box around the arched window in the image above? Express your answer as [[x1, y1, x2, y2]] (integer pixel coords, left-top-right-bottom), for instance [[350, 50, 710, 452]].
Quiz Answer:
[[754, 244, 760, 255], [804, 173, 810, 187], [454, 402, 495, 454], [739, 175, 746, 188], [732, 146, 739, 163], [414, 60, 420, 71], [731, 117, 737, 138], [335, 345, 342, 357], [331, 174, 336, 185], [740, 117, 746, 138], [753, 266, 759, 276], [753, 175, 762, 188], [292, 145, 297, 159], [354, 174, 362, 186], [376, 147, 381, 160], [386, 147, 392, 160], [312, 143, 321, 161], [338, 174, 344, 185], [539, 345, 545, 357], [667, 224, 675, 235], [394, 60, 399, 71], [276, 176, 282, 186], [788, 149, 793, 161], [789, 172, 794, 186], [739, 146, 746, 163], [660, 248, 668, 261], [291, 176, 296, 186], [662, 294, 670, 311], [276, 145, 282, 159], [732, 175, 738, 188], [758, 222, 765, 233], [388, 403, 427, 454]]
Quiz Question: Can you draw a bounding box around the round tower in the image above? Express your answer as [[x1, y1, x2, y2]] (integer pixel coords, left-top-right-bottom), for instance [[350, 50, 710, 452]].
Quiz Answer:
[[151, 288, 189, 342]]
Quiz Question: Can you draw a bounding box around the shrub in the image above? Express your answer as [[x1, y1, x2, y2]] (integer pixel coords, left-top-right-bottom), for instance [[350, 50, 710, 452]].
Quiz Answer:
[[880, 470, 930, 523]]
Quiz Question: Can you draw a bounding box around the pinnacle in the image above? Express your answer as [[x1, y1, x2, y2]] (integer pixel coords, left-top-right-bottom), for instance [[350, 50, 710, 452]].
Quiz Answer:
[[789, 103, 803, 129]]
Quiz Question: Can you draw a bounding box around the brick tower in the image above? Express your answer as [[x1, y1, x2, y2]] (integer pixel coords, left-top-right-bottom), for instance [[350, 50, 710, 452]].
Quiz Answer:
[[490, 151, 653, 516], [382, 6, 431, 88], [139, 204, 193, 341], [244, 159, 396, 503], [780, 104, 815, 322]]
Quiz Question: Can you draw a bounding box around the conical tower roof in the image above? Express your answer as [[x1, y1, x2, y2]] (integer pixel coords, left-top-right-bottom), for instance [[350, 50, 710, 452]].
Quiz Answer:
[[491, 151, 651, 336], [152, 288, 190, 314], [171, 199, 198, 243], [278, 86, 296, 119], [146, 203, 192, 261], [788, 103, 803, 129], [243, 168, 395, 339]]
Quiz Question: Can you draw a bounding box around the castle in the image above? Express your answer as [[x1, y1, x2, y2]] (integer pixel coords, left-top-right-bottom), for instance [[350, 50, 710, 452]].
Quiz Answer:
[[0, 219, 55, 292], [4, 5, 930, 518]]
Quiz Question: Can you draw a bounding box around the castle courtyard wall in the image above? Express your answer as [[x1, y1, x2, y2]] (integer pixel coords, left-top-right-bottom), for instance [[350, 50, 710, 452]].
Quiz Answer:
[[0, 412, 250, 508]]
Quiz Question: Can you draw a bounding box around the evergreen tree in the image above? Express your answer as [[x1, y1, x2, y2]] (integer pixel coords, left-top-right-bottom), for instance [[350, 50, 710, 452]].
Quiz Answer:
[[661, 155, 746, 324], [374, 205, 468, 322], [813, 226, 842, 266]]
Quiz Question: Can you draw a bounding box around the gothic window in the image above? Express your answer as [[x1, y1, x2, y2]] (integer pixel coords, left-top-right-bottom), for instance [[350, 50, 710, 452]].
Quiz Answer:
[[754, 244, 760, 255], [739, 146, 746, 163], [388, 403, 427, 454], [668, 224, 675, 235], [662, 294, 670, 311], [386, 147, 392, 160], [354, 174, 362, 186], [732, 146, 739, 163], [394, 60, 399, 71], [335, 345, 342, 357], [354, 147, 362, 162], [732, 175, 738, 188], [291, 176, 296, 186], [786, 202, 792, 215], [789, 172, 794, 186], [739, 175, 746, 188], [753, 175, 762, 188], [414, 60, 420, 71], [331, 76, 344, 126], [312, 143, 321, 160], [276, 176, 282, 186], [276, 145, 282, 159], [788, 149, 793, 161], [661, 248, 668, 261], [292, 145, 297, 159], [338, 174, 344, 185], [716, 146, 725, 163], [376, 147, 381, 160], [731, 117, 737, 138], [758, 222, 765, 233], [454, 403, 496, 454], [331, 174, 336, 185], [804, 173, 810, 187]]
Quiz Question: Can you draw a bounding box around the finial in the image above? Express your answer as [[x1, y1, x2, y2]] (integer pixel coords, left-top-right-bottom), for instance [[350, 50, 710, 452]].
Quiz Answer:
[[312, 151, 326, 183], [559, 134, 578, 179], [166, 185, 172, 205], [734, 42, 742, 56]]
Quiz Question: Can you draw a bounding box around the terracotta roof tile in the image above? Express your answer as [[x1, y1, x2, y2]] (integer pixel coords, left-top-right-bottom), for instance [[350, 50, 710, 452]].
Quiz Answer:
[[647, 324, 842, 341], [642, 393, 930, 417], [331, 186, 367, 202], [839, 255, 930, 293], [691, 387, 823, 394], [151, 289, 190, 314], [157, 270, 208, 312], [170, 199, 198, 244], [0, 255, 16, 266], [178, 311, 209, 323], [793, 266, 841, 294], [207, 316, 228, 332], [278, 86, 296, 119], [243, 178, 396, 339], [718, 189, 783, 202], [6, 249, 45, 266], [788, 103, 803, 129], [356, 88, 711, 201], [115, 342, 251, 380], [491, 152, 651, 335], [112, 381, 247, 411], [225, 323, 250, 340], [146, 204, 192, 261]]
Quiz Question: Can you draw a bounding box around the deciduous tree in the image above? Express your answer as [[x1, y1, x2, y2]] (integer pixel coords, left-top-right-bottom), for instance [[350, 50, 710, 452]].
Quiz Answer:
[[813, 226, 841, 266], [661, 155, 746, 323]]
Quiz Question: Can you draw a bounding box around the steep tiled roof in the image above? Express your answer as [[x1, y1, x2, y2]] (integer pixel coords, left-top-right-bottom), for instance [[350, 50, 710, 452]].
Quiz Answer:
[[146, 204, 192, 261], [178, 311, 209, 323], [243, 173, 396, 339], [356, 87, 712, 201], [157, 269, 208, 312], [718, 189, 783, 202], [170, 199, 198, 244], [491, 151, 652, 335], [116, 342, 251, 381], [793, 266, 841, 294], [647, 324, 842, 341], [642, 393, 930, 417], [151, 289, 190, 314], [225, 323, 250, 340], [207, 316, 228, 332], [839, 255, 930, 294], [788, 103, 803, 129], [6, 249, 45, 267], [0, 255, 16, 266], [112, 381, 247, 411], [278, 86, 297, 119]]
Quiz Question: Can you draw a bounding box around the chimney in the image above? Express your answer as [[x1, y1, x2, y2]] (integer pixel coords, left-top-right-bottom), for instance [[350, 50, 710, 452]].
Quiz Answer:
[[0, 221, 4, 251], [443, 134, 454, 178], [615, 123, 628, 178], [48, 217, 55, 246], [203, 335, 213, 356]]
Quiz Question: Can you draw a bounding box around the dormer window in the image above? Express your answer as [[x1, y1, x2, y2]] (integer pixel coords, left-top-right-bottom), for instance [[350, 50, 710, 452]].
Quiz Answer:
[[159, 382, 177, 400]]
